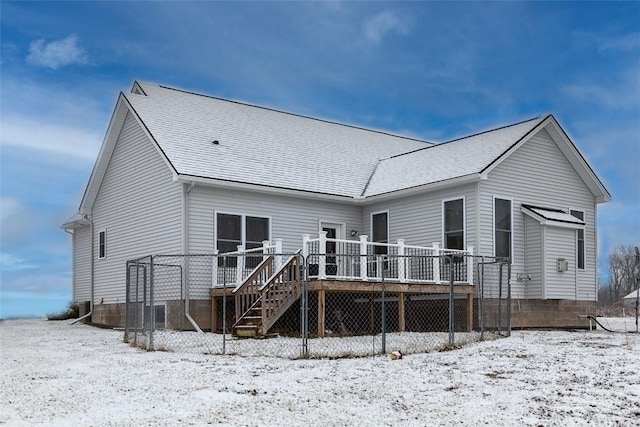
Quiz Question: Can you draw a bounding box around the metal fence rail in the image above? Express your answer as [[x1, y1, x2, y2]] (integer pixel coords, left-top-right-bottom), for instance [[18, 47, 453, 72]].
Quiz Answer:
[[124, 253, 511, 358]]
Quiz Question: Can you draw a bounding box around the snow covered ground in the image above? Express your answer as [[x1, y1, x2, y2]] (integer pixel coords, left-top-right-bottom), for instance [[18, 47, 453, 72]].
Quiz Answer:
[[1, 318, 638, 426]]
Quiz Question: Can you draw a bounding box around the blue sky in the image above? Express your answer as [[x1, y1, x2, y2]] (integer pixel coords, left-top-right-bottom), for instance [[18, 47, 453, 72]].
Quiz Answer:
[[1, 2, 638, 318]]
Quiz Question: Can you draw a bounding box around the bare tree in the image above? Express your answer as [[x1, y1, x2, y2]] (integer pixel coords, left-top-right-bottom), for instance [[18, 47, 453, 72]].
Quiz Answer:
[[599, 245, 640, 305]]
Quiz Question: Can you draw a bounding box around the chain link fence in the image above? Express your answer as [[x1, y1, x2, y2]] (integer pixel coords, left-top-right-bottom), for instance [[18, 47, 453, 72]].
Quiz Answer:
[[125, 253, 510, 359]]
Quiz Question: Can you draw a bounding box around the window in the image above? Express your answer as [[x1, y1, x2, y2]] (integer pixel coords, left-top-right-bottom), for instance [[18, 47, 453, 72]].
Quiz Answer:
[[443, 198, 464, 250], [570, 210, 585, 269], [215, 213, 270, 266], [98, 230, 106, 259], [371, 212, 388, 255], [494, 198, 512, 260]]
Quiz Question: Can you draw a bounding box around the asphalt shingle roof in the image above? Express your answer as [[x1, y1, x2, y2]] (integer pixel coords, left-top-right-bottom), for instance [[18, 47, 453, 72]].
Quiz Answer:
[[125, 83, 545, 199], [125, 83, 432, 198]]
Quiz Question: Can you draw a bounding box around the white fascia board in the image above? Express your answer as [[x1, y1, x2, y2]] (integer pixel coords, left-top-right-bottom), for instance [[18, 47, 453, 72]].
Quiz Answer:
[[174, 174, 355, 203], [361, 174, 481, 205], [479, 116, 550, 180], [520, 206, 585, 230]]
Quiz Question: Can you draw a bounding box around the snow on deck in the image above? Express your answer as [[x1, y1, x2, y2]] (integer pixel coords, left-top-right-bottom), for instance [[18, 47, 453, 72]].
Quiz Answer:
[[1, 318, 638, 426]]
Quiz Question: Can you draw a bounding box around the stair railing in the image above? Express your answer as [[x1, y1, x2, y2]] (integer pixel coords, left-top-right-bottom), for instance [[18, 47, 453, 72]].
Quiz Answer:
[[232, 255, 274, 323], [259, 254, 301, 334]]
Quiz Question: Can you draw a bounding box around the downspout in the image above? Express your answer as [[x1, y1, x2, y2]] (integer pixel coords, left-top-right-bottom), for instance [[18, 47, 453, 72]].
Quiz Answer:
[[183, 182, 202, 333], [71, 215, 94, 324]]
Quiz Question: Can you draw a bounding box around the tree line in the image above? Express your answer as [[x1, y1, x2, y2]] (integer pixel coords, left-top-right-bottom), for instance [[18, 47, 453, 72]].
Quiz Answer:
[[598, 245, 640, 306]]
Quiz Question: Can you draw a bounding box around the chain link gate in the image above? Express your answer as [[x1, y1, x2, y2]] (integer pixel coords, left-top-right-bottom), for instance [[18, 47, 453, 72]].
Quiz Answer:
[[125, 252, 511, 358]]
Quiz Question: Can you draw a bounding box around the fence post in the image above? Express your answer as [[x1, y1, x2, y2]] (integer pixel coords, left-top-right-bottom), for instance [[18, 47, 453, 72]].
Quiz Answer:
[[236, 244, 244, 286], [381, 256, 386, 355], [467, 245, 474, 284], [397, 239, 406, 283], [274, 238, 283, 270], [125, 261, 130, 343], [448, 255, 455, 347], [359, 235, 368, 281], [149, 256, 154, 351], [433, 242, 440, 284], [319, 231, 327, 280]]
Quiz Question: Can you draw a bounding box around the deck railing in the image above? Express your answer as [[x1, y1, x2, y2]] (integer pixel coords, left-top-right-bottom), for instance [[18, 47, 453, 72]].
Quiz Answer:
[[303, 232, 474, 284], [213, 239, 283, 287]]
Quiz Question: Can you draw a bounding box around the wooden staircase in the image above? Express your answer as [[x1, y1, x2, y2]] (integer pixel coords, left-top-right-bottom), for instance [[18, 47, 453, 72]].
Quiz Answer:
[[232, 254, 301, 337]]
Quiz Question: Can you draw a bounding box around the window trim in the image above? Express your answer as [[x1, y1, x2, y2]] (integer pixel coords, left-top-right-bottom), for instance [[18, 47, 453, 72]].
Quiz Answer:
[[441, 196, 466, 250], [492, 196, 513, 260], [98, 229, 107, 259], [214, 211, 272, 253], [569, 208, 585, 270]]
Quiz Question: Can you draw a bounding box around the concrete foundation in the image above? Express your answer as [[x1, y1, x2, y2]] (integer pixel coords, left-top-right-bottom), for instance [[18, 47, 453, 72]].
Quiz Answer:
[[476, 298, 596, 329]]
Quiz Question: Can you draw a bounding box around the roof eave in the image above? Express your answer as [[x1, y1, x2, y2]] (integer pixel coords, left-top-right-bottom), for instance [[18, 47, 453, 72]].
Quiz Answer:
[[175, 174, 357, 202], [520, 206, 585, 229], [362, 174, 482, 204]]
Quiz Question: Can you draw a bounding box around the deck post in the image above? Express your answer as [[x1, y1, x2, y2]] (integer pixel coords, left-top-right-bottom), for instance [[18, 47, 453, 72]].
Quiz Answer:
[[359, 235, 368, 281], [236, 245, 245, 287], [319, 231, 327, 280], [302, 234, 310, 260], [467, 292, 473, 332], [274, 238, 283, 270], [397, 239, 406, 282], [398, 292, 406, 332], [318, 289, 326, 338], [211, 296, 218, 332], [212, 249, 219, 288], [467, 245, 474, 284], [433, 242, 441, 284]]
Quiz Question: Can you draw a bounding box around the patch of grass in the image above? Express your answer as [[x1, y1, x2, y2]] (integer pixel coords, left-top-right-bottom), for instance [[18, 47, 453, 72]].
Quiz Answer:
[[46, 302, 79, 321]]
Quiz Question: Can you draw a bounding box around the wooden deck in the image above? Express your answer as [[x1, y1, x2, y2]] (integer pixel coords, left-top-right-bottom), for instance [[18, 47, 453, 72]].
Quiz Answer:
[[211, 279, 474, 337]]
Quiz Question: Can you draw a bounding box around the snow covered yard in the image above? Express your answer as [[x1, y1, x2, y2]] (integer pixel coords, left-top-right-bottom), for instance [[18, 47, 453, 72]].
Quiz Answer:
[[1, 319, 638, 426]]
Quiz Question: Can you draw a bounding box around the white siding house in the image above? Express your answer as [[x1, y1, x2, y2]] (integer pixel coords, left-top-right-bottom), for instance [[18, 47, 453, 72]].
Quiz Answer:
[[63, 81, 610, 328]]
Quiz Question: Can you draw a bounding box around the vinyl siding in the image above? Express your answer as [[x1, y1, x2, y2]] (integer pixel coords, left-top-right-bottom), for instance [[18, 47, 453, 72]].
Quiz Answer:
[[545, 227, 577, 299], [523, 215, 543, 299], [187, 186, 362, 254], [73, 226, 91, 302], [91, 112, 182, 304], [362, 184, 477, 249], [479, 128, 597, 300]]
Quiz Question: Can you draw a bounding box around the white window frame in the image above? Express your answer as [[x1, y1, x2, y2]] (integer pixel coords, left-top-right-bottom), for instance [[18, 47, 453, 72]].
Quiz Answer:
[[214, 211, 272, 252], [492, 196, 513, 260], [98, 229, 107, 259], [441, 196, 466, 250], [569, 208, 585, 270]]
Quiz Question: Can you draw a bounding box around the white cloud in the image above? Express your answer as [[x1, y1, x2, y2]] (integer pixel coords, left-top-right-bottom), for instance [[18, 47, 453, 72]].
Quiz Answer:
[[363, 11, 409, 44], [561, 64, 640, 110], [0, 197, 22, 224], [598, 32, 640, 52], [26, 34, 88, 69], [0, 115, 101, 160], [0, 252, 37, 272]]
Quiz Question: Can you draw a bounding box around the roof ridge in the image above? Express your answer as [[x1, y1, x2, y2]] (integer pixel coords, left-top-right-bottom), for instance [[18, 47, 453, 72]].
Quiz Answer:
[[148, 83, 434, 145], [385, 115, 544, 161]]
